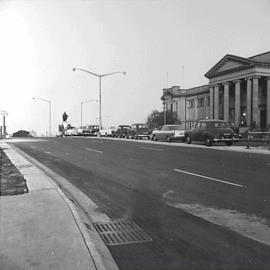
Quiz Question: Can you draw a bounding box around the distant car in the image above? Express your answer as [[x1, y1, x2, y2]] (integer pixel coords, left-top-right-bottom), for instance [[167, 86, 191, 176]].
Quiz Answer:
[[56, 131, 63, 137], [64, 126, 78, 136], [126, 123, 151, 139], [99, 126, 116, 137], [185, 119, 239, 146], [151, 124, 185, 142], [115, 125, 131, 138], [77, 125, 100, 136]]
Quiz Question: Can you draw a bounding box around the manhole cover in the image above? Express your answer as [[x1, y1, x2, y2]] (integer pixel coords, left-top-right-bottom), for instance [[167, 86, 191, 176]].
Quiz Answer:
[[92, 220, 152, 246]]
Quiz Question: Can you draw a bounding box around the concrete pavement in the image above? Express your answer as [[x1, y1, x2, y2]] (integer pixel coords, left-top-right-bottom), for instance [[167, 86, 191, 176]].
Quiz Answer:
[[0, 142, 118, 270], [9, 136, 270, 269]]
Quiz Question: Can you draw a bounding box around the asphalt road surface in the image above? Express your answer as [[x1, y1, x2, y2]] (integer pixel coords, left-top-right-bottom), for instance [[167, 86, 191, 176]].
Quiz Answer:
[[10, 137, 270, 270]]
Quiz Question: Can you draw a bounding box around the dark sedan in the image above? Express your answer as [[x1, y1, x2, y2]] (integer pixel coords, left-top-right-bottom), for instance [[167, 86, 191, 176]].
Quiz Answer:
[[185, 119, 239, 146], [126, 123, 151, 139], [115, 125, 131, 138]]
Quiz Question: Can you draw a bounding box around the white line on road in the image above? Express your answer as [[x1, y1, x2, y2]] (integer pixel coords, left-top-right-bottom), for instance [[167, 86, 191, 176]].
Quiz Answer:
[[85, 148, 103, 154], [44, 151, 52, 154], [174, 169, 244, 188], [91, 140, 103, 144], [140, 147, 164, 151]]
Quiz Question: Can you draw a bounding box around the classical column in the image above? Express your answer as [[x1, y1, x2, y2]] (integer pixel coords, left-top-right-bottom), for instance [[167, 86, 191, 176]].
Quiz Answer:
[[267, 77, 270, 130], [209, 86, 214, 119], [234, 80, 241, 126], [246, 77, 252, 128], [223, 83, 230, 121], [252, 76, 260, 128], [214, 85, 219, 119]]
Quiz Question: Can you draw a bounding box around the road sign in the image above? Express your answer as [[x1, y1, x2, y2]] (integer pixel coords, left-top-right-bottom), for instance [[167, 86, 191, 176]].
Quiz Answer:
[[0, 111, 8, 116]]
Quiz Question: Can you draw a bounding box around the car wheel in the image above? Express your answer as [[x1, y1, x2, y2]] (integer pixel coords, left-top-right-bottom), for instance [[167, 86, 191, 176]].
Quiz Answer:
[[205, 137, 212, 147], [225, 141, 233, 146], [166, 136, 171, 142], [153, 135, 157, 141], [186, 136, 191, 144]]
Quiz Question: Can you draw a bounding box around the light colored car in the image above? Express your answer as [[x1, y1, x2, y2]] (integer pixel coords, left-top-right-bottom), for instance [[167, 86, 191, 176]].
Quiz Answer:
[[151, 124, 185, 142], [64, 126, 78, 136], [99, 126, 116, 137]]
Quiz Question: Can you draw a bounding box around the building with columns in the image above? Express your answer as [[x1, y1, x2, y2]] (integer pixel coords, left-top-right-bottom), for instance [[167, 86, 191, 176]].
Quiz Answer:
[[161, 51, 270, 130]]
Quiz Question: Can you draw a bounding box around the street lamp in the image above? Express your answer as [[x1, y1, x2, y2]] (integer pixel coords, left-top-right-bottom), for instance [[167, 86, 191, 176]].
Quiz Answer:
[[80, 99, 98, 127], [33, 97, 52, 136], [163, 100, 167, 125], [73, 68, 126, 129]]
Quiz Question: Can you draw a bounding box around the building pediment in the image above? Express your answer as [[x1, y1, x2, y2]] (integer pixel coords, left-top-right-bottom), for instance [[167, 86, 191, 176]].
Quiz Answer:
[[205, 54, 254, 79]]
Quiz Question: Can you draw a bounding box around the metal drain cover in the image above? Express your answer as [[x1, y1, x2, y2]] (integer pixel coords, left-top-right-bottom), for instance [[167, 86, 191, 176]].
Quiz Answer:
[[92, 220, 152, 246]]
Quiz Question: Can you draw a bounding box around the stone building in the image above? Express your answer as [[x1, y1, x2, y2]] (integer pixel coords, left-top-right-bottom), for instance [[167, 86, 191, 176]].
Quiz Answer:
[[161, 51, 270, 130]]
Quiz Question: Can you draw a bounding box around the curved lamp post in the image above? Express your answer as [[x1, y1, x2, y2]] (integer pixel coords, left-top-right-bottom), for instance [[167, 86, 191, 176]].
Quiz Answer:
[[73, 68, 126, 128], [33, 97, 51, 136]]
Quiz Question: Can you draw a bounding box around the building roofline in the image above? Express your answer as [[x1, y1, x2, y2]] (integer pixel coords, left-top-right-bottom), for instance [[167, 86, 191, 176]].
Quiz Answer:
[[249, 51, 270, 59]]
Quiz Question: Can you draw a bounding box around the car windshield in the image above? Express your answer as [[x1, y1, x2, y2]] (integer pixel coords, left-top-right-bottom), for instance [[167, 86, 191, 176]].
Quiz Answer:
[[168, 125, 182, 130]]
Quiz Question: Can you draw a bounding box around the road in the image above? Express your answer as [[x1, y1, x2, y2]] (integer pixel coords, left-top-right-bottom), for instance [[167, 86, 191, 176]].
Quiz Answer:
[[10, 137, 270, 270]]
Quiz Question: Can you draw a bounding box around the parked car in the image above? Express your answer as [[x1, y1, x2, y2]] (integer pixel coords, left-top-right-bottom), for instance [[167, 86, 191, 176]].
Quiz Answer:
[[126, 123, 151, 139], [64, 126, 78, 136], [99, 126, 116, 137], [115, 125, 131, 138], [151, 124, 185, 142], [185, 119, 239, 146], [77, 125, 100, 136]]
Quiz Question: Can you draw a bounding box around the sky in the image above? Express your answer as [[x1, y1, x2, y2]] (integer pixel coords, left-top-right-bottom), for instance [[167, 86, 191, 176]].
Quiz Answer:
[[0, 0, 270, 135]]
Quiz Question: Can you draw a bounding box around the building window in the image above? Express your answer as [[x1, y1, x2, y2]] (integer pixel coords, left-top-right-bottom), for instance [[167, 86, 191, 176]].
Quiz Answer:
[[187, 99, 195, 108], [197, 97, 204, 107], [170, 103, 173, 112]]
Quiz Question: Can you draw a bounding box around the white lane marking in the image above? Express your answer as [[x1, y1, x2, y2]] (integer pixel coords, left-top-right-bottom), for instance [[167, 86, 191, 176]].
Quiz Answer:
[[140, 147, 164, 151], [174, 169, 244, 188], [86, 148, 103, 154], [44, 151, 52, 154], [168, 202, 270, 247], [91, 140, 103, 144]]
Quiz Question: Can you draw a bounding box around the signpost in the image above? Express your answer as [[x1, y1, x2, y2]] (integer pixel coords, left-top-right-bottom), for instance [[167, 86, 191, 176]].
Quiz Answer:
[[0, 111, 8, 139]]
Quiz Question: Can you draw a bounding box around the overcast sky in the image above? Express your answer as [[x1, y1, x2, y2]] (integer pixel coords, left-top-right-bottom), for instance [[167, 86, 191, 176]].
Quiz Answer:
[[0, 0, 270, 135]]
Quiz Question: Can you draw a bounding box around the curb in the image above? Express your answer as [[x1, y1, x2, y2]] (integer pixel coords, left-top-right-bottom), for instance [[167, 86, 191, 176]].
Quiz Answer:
[[5, 143, 119, 270]]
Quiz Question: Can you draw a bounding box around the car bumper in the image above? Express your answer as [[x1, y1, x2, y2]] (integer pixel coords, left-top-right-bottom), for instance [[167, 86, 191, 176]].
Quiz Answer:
[[213, 137, 239, 142]]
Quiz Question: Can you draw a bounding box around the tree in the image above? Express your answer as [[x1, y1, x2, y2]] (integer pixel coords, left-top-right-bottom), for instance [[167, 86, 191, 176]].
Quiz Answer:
[[146, 109, 178, 129], [62, 112, 68, 122]]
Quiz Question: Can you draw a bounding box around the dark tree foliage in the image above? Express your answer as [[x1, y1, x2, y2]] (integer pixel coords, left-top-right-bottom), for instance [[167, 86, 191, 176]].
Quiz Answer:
[[62, 112, 68, 122], [146, 110, 178, 129]]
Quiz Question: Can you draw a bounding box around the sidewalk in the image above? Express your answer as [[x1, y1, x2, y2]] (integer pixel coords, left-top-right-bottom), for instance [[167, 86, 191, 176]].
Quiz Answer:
[[0, 142, 107, 270]]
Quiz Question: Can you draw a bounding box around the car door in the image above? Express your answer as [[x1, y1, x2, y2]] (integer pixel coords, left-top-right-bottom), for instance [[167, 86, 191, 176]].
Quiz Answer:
[[192, 122, 201, 141], [196, 122, 207, 141], [159, 126, 168, 140]]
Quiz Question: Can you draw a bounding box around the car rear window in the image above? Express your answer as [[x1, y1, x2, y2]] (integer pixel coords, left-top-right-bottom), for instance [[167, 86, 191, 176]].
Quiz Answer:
[[211, 122, 228, 128]]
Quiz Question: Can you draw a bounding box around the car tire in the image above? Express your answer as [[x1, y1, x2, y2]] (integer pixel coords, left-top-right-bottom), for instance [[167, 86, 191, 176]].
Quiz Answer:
[[225, 141, 233, 146], [186, 136, 191, 144], [153, 135, 157, 141], [205, 137, 212, 147]]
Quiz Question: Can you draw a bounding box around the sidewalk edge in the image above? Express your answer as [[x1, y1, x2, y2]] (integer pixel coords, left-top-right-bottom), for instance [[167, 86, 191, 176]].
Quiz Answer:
[[8, 143, 119, 270]]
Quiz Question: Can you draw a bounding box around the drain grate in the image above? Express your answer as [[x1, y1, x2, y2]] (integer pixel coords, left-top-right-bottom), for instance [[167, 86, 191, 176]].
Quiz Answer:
[[92, 220, 152, 246]]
